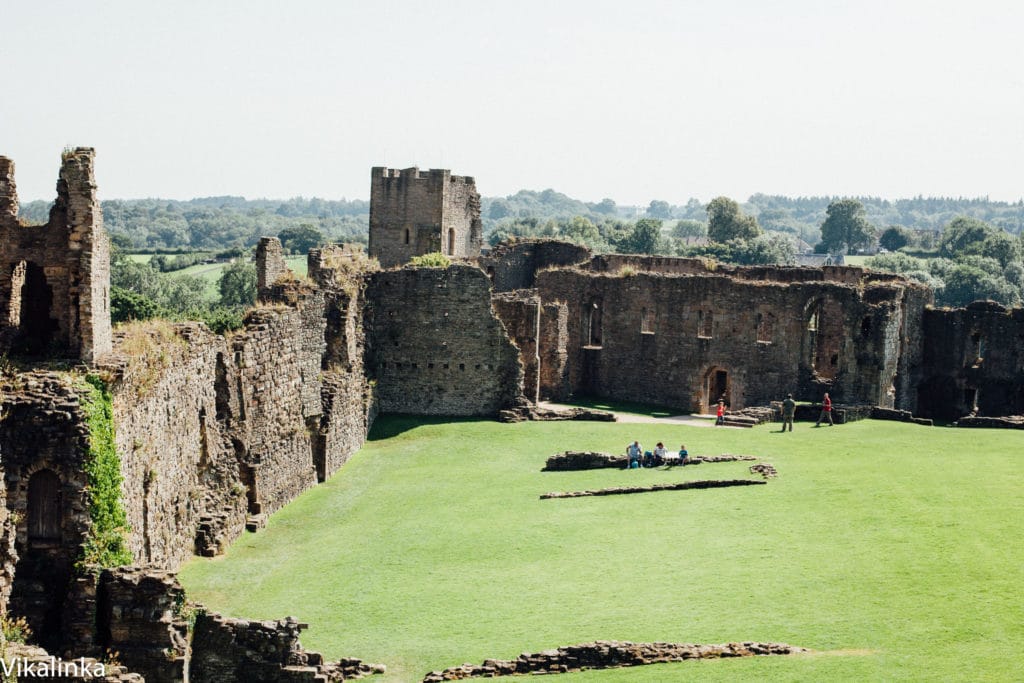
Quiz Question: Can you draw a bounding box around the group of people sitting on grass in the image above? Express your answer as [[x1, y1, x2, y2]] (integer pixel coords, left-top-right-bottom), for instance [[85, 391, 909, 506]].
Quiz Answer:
[[625, 441, 691, 469]]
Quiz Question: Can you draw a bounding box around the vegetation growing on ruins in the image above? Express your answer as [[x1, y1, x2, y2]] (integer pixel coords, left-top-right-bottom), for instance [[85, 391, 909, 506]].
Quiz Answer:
[[78, 375, 132, 569], [181, 415, 1024, 682], [408, 252, 451, 268]]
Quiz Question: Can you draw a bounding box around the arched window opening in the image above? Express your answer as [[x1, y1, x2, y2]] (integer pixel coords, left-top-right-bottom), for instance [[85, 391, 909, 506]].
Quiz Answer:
[[403, 228, 410, 245], [12, 262, 58, 355], [27, 469, 62, 544], [448, 228, 456, 255], [584, 300, 603, 347]]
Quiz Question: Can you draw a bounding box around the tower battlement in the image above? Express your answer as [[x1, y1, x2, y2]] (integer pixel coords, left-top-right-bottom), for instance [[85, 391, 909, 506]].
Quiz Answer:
[[368, 166, 482, 267]]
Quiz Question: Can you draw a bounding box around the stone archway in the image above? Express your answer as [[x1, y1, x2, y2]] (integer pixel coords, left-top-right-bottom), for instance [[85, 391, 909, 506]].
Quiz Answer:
[[10, 261, 58, 355]]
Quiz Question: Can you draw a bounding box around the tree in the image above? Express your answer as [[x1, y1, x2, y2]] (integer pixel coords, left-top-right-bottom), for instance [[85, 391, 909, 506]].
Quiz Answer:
[[278, 224, 323, 254], [879, 225, 910, 252], [820, 199, 876, 254], [672, 219, 707, 239], [618, 218, 664, 254], [218, 260, 257, 307], [561, 216, 603, 248], [647, 200, 672, 219], [938, 216, 992, 259], [706, 197, 761, 243], [593, 198, 617, 215]]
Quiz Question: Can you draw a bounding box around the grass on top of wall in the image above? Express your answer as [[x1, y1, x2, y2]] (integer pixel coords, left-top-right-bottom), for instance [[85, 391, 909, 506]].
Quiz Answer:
[[179, 414, 1024, 682]]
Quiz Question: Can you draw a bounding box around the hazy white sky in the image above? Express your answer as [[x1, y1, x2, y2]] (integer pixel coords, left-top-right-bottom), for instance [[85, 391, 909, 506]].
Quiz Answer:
[[2, 0, 1022, 204]]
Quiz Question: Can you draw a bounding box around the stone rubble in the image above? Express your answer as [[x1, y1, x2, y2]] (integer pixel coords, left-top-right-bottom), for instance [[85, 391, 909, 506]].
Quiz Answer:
[[541, 479, 766, 499]]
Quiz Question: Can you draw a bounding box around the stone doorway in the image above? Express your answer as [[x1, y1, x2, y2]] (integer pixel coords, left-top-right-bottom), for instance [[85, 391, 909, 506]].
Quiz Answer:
[[704, 367, 730, 412]]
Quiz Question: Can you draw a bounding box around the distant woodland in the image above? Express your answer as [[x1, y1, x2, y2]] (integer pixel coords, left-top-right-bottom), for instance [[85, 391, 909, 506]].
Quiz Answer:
[[17, 191, 1024, 252], [18, 189, 1024, 317]]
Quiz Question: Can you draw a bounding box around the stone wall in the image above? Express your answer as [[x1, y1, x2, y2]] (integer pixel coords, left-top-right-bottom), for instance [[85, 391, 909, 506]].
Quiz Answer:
[[480, 239, 592, 292], [256, 237, 289, 291], [191, 612, 385, 683], [98, 322, 247, 568], [0, 148, 111, 361], [917, 301, 1024, 420], [366, 265, 525, 415], [533, 266, 926, 412], [492, 290, 570, 402], [368, 167, 482, 267], [0, 372, 93, 648]]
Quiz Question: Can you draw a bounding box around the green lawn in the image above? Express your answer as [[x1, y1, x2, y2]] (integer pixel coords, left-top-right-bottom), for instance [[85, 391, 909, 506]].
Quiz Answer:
[[179, 415, 1024, 682], [126, 254, 308, 300]]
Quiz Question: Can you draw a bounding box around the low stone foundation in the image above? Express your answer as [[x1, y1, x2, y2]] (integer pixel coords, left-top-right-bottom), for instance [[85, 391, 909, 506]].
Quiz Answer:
[[499, 406, 616, 423], [541, 479, 766, 499], [190, 613, 385, 683], [750, 463, 778, 478], [955, 415, 1024, 429], [871, 406, 933, 426], [421, 640, 807, 681], [542, 452, 758, 471]]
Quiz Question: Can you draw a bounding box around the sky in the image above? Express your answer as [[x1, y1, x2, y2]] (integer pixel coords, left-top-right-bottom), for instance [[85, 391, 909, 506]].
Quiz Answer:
[[2, 0, 1022, 205]]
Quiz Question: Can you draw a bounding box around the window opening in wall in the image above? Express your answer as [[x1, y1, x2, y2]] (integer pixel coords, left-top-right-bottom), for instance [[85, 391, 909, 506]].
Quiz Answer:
[[861, 316, 872, 337], [27, 469, 62, 545], [584, 300, 603, 347], [756, 313, 773, 343], [698, 310, 713, 338], [641, 308, 655, 334], [806, 301, 821, 369], [970, 332, 984, 363], [404, 228, 410, 245], [448, 228, 456, 255]]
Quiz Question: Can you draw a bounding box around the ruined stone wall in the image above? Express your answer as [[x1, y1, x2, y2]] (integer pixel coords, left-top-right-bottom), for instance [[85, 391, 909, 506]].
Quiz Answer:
[[588, 253, 902, 288], [256, 237, 288, 291], [0, 149, 111, 362], [366, 265, 525, 415], [534, 268, 916, 411], [368, 167, 481, 267], [99, 322, 247, 568], [480, 239, 592, 292], [917, 301, 1024, 420], [0, 373, 93, 646], [492, 291, 570, 403]]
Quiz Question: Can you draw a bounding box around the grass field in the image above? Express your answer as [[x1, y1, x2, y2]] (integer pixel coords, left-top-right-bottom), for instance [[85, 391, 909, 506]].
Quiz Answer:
[[125, 254, 308, 300], [179, 413, 1024, 681]]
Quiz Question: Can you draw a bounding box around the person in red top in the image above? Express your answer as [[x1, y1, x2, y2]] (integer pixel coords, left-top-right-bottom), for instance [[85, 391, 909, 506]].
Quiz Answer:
[[815, 392, 834, 426], [715, 400, 725, 426]]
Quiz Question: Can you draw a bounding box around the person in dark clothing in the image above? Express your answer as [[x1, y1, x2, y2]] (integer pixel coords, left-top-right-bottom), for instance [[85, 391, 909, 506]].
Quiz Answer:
[[781, 393, 796, 432]]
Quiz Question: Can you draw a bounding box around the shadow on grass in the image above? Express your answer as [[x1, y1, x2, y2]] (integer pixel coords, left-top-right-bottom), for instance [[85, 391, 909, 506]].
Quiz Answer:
[[367, 413, 488, 441], [558, 394, 686, 418]]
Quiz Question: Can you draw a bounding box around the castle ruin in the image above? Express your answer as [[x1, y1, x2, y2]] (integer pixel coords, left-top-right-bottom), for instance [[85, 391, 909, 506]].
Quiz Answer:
[[368, 166, 483, 267], [0, 151, 1021, 681]]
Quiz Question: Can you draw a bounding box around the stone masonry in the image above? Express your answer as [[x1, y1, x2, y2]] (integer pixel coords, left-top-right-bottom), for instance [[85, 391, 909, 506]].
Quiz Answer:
[[368, 167, 483, 267], [0, 148, 111, 361]]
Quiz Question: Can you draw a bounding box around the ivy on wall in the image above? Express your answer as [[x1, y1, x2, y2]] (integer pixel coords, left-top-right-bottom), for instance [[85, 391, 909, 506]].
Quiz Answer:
[[78, 374, 133, 568]]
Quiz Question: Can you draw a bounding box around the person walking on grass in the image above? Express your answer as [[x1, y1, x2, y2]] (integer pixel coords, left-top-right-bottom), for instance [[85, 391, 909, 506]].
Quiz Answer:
[[781, 393, 796, 432], [815, 392, 834, 426]]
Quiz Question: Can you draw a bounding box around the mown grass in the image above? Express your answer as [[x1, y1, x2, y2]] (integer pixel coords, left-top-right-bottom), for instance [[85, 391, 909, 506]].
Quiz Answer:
[[179, 414, 1024, 682]]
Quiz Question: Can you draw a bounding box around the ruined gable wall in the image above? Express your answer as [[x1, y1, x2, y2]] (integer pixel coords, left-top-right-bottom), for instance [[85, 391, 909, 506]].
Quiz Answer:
[[366, 265, 525, 415], [918, 302, 1024, 419], [0, 149, 111, 362], [481, 239, 592, 292], [535, 269, 910, 411]]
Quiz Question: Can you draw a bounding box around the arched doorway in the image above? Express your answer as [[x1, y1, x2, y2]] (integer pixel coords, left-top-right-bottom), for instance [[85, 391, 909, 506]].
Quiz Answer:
[[583, 299, 602, 347], [703, 366, 730, 412], [27, 469, 62, 546]]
